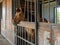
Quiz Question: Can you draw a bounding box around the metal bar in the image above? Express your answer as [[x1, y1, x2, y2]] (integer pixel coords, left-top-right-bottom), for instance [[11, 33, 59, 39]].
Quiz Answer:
[[16, 35, 35, 45], [34, 0, 38, 45], [30, 1, 33, 43], [17, 26, 21, 45], [18, 0, 20, 7], [24, 0, 26, 17], [30, 0, 33, 43], [25, 1, 27, 45], [18, 26, 20, 45], [55, 0, 57, 24], [48, 0, 50, 23], [50, 25, 55, 45], [27, 1, 30, 45], [22, 27, 23, 45], [16, 26, 19, 45], [14, 25, 17, 45], [53, 0, 57, 45], [42, 0, 44, 22], [48, 0, 54, 45], [30, 2, 33, 43], [37, 0, 39, 22], [30, 0, 32, 22], [24, 0, 27, 45], [19, 26, 20, 45], [27, 0, 29, 21]]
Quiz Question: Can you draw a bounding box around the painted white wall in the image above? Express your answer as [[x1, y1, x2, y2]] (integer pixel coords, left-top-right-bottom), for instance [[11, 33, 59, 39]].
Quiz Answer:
[[1, 0, 15, 45], [42, 1, 56, 23]]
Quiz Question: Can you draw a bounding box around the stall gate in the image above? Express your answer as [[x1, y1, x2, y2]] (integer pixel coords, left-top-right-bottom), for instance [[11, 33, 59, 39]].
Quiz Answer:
[[13, 0, 39, 45], [13, 0, 55, 45]]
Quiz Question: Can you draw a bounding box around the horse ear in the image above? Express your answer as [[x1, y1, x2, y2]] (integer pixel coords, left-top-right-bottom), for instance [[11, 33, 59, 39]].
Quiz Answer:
[[16, 8, 17, 10], [19, 7, 22, 11]]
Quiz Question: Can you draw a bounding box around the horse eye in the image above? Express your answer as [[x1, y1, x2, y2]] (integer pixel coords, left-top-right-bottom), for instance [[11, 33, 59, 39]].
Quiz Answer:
[[16, 8, 21, 12]]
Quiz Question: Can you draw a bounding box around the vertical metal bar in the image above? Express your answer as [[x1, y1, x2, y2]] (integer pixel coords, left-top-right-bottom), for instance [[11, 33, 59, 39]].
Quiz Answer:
[[29, 0, 35, 44], [18, 26, 19, 45], [42, 0, 44, 22], [26, 0, 29, 45], [18, 0, 20, 7], [22, 27, 23, 45], [48, 0, 54, 45], [29, 0, 32, 43], [34, 0, 38, 45], [19, 0, 20, 6], [24, 0, 27, 45], [15, 0, 17, 8], [27, 1, 30, 45], [15, 0, 16, 15], [36, 0, 39, 22], [24, 0, 26, 17], [17, 26, 18, 45], [55, 0, 57, 24], [36, 0, 38, 45], [15, 25, 17, 45], [30, 0, 32, 22], [18, 26, 20, 45], [20, 26, 22, 45], [50, 25, 54, 45], [29, 2, 31, 44], [48, 0, 50, 23], [16, 0, 18, 8], [27, 0, 29, 21], [26, 1, 27, 45], [24, 0, 26, 45]]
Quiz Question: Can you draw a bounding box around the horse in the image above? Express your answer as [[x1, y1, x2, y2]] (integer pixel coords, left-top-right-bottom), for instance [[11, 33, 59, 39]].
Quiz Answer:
[[13, 7, 35, 43]]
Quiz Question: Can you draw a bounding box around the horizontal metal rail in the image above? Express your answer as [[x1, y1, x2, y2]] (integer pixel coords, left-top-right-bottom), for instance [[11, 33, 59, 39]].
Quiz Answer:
[[15, 33, 35, 45]]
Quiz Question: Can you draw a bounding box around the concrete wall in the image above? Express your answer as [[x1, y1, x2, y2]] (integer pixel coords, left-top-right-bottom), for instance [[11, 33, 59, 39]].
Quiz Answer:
[[1, 0, 15, 45]]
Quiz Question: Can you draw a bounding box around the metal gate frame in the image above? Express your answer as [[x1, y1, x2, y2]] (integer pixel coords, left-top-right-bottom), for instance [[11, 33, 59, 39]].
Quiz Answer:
[[13, 0, 57, 45], [13, 0, 39, 45]]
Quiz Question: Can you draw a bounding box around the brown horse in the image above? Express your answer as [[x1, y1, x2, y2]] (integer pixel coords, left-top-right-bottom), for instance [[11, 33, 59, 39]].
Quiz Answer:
[[13, 7, 25, 24], [13, 7, 35, 42]]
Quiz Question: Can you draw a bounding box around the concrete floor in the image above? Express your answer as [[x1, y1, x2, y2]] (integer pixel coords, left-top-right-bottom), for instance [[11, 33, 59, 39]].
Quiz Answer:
[[0, 35, 11, 45]]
